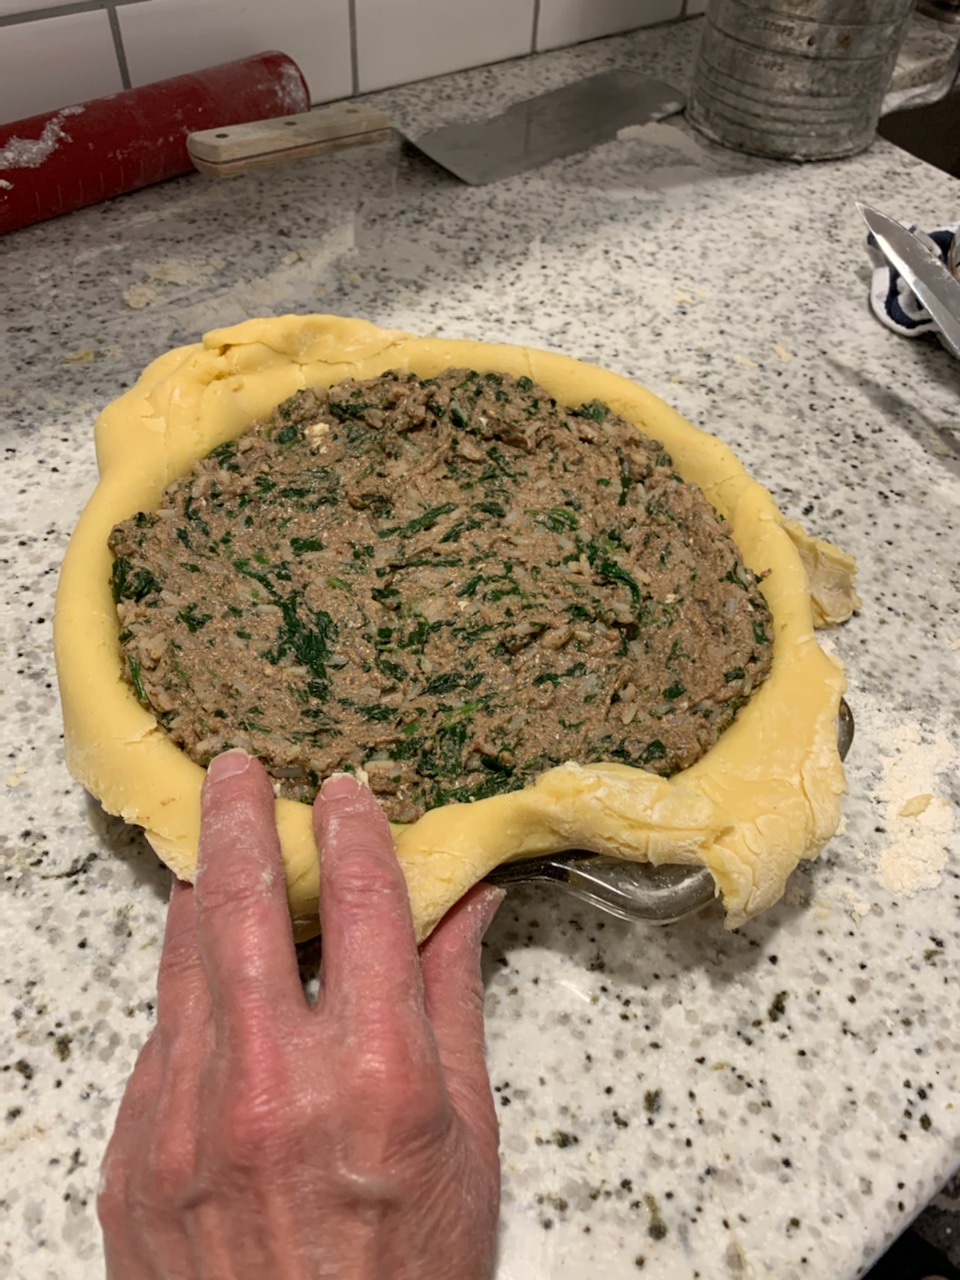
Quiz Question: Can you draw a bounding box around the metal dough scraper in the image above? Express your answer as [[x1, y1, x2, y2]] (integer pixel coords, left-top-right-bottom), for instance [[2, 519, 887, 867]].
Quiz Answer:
[[403, 70, 686, 185]]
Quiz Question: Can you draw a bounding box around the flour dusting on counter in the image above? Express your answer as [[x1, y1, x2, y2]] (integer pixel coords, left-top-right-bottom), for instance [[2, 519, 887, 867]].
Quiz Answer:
[[171, 221, 357, 329], [874, 722, 956, 895], [122, 255, 226, 309]]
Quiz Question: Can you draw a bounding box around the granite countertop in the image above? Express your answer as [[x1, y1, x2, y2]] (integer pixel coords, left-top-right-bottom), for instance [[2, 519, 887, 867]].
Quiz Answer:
[[2, 18, 959, 1280]]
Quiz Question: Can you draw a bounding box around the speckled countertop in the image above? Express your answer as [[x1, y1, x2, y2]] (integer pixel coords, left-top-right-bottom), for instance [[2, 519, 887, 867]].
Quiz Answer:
[[2, 19, 959, 1280]]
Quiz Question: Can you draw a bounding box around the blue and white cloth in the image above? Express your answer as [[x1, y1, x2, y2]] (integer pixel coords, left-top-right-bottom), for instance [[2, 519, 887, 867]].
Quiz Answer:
[[866, 221, 960, 347]]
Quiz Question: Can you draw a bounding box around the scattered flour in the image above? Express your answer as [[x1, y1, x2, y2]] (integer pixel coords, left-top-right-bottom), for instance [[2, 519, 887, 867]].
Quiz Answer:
[[150, 256, 224, 286], [873, 722, 956, 895], [616, 121, 702, 159], [122, 255, 226, 309], [276, 59, 309, 114], [172, 220, 356, 330], [826, 883, 873, 923], [122, 283, 162, 311], [0, 105, 84, 170]]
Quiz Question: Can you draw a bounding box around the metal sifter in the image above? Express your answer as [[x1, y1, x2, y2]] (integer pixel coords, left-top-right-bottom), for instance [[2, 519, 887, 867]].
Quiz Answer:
[[686, 0, 918, 160]]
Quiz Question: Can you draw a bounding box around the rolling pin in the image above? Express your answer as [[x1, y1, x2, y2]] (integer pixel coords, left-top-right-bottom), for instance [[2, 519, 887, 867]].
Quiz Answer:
[[0, 51, 309, 235]]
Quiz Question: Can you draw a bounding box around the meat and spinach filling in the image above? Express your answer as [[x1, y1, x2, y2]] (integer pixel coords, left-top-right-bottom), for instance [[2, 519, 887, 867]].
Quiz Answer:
[[109, 369, 774, 823]]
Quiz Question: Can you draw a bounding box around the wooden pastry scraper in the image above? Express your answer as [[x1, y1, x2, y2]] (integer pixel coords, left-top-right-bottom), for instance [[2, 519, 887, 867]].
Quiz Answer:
[[187, 102, 392, 177], [402, 71, 686, 185]]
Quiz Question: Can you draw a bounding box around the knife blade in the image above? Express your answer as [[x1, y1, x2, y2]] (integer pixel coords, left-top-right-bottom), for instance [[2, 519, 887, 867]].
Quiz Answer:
[[857, 202, 960, 359], [405, 73, 685, 186]]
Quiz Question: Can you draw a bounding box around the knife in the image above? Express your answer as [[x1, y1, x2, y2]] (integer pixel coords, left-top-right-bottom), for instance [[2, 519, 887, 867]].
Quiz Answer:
[[857, 202, 960, 359]]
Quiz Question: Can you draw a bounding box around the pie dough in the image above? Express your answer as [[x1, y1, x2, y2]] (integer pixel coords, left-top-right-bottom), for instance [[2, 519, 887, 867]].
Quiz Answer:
[[54, 315, 853, 941]]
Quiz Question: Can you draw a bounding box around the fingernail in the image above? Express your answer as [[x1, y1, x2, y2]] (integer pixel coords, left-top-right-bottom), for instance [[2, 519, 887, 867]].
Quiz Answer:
[[208, 749, 252, 782], [320, 771, 367, 801], [475, 885, 506, 938]]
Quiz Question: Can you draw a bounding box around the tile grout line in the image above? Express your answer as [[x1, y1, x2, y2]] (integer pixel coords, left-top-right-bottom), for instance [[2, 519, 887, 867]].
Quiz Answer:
[[106, 1, 131, 90], [0, 0, 149, 28], [348, 0, 360, 98], [530, 0, 541, 54]]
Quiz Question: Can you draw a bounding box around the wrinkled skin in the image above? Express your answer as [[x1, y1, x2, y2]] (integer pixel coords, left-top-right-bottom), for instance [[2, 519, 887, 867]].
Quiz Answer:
[[98, 754, 504, 1279]]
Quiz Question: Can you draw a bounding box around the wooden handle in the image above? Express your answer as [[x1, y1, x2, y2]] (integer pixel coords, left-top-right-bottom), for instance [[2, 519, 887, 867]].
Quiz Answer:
[[187, 103, 392, 177]]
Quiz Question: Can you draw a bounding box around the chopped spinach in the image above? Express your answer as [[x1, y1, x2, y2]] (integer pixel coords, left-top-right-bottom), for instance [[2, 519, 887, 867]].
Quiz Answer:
[[177, 605, 212, 634], [111, 556, 160, 603], [128, 655, 146, 702], [291, 536, 325, 554], [572, 401, 609, 423]]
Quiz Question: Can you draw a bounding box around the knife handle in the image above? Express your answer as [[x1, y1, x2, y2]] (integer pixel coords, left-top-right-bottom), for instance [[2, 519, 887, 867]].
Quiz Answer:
[[187, 104, 393, 178]]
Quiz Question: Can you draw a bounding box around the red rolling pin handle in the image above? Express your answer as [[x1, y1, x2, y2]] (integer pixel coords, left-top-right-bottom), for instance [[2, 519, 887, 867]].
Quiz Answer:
[[0, 51, 309, 234]]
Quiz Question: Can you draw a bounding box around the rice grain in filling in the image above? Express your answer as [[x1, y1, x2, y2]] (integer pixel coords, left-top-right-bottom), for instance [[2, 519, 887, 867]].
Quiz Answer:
[[108, 369, 774, 823]]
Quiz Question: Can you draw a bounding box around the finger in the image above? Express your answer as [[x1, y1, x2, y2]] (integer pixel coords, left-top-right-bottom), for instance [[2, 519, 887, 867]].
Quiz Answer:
[[107, 1025, 205, 1280], [101, 882, 210, 1280], [102, 1181, 164, 1280], [108, 1032, 162, 1140], [313, 773, 422, 1023], [195, 750, 301, 1024], [98, 1035, 163, 1279], [419, 884, 503, 1131], [155, 877, 211, 1038]]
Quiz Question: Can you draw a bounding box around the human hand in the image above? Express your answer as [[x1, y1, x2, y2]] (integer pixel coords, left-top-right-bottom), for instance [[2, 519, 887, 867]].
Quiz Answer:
[[97, 753, 504, 1279]]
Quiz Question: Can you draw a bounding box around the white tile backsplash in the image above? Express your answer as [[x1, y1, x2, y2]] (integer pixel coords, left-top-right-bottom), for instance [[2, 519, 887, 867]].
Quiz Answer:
[[0, 10, 123, 124], [1, 0, 697, 132], [118, 0, 353, 104], [355, 0, 535, 94], [537, 0, 683, 51]]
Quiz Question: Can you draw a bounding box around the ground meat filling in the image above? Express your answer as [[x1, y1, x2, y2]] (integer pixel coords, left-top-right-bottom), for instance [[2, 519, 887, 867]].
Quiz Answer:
[[109, 368, 774, 823]]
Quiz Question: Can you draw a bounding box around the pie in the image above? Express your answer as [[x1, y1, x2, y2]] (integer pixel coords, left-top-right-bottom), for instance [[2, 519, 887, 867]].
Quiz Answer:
[[55, 315, 856, 940]]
